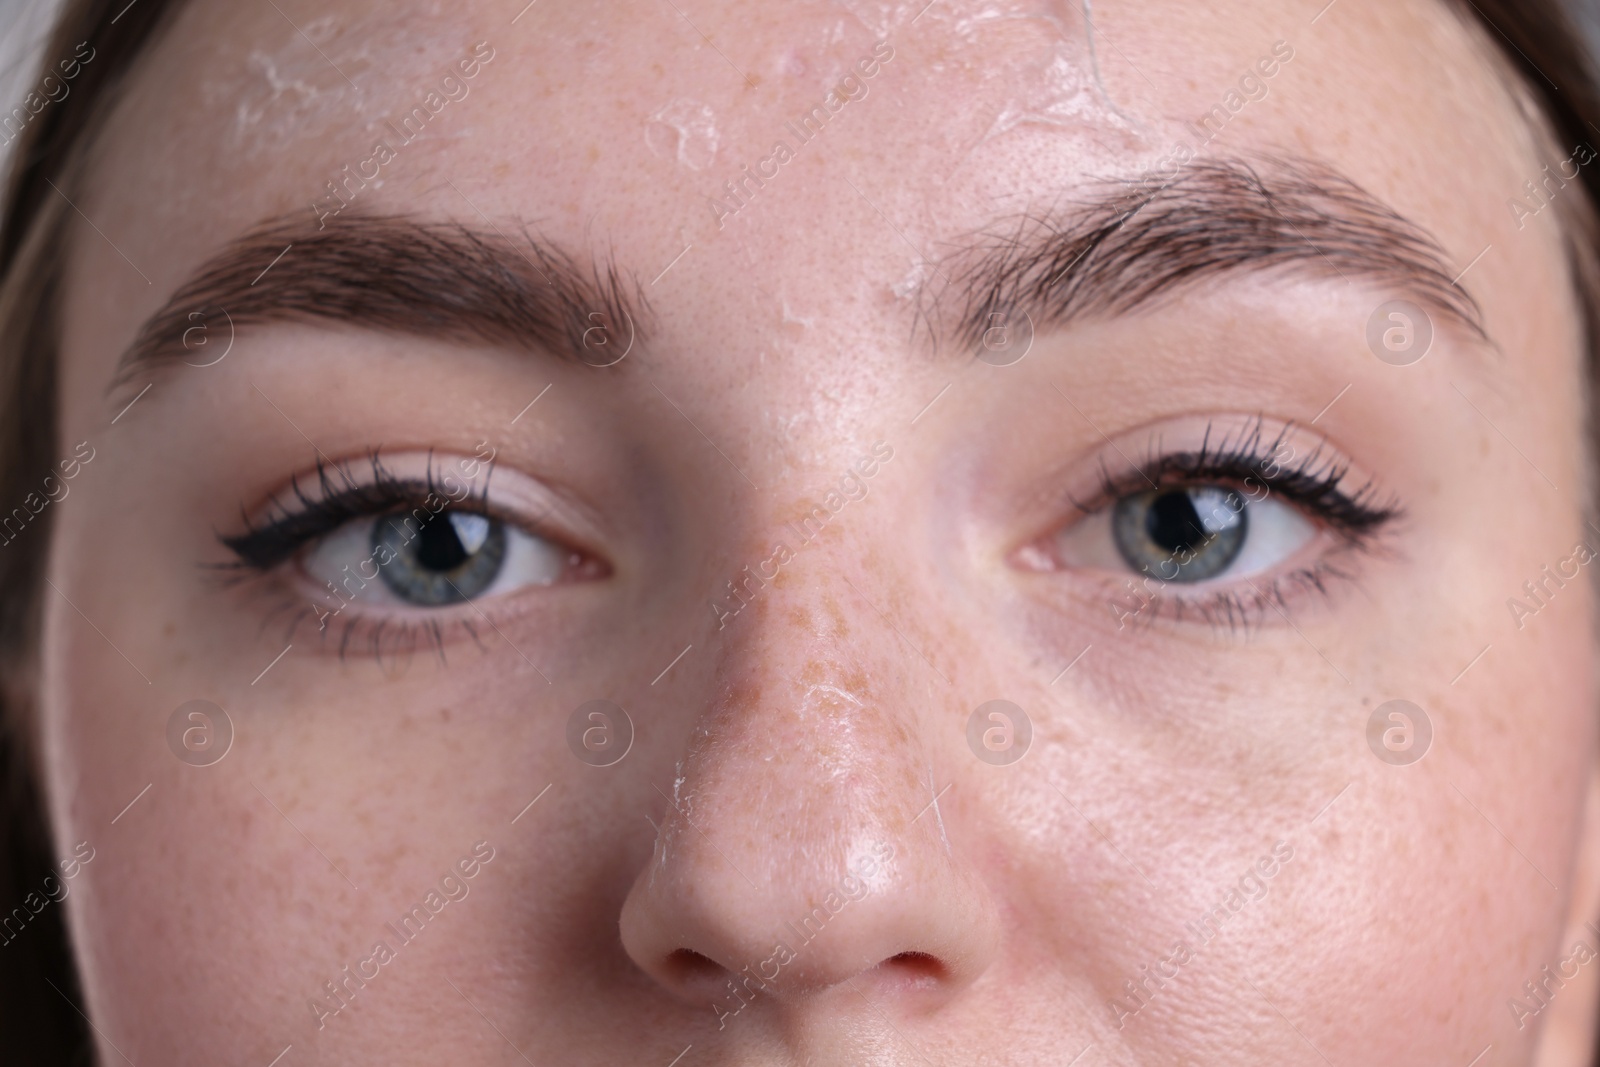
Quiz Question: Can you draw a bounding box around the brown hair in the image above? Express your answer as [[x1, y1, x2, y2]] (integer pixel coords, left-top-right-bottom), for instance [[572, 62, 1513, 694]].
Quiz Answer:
[[0, 0, 1596, 1060], [0, 3, 189, 1056]]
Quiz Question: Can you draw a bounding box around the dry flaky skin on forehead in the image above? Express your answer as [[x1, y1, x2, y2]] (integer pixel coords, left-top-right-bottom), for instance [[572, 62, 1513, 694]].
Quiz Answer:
[[34, 0, 1600, 1063], [833, 0, 1149, 138], [198, 1, 496, 152], [78, 0, 1542, 323], [101, 0, 1155, 273], [645, 98, 722, 170]]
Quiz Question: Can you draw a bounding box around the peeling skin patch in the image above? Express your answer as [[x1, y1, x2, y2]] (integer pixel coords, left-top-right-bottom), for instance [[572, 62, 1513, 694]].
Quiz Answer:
[[943, 1, 1145, 146], [234, 50, 324, 137], [802, 684, 870, 782], [200, 0, 495, 156], [645, 99, 720, 170], [982, 12, 1134, 140], [836, 0, 1148, 152], [892, 260, 933, 302], [227, 47, 352, 148]]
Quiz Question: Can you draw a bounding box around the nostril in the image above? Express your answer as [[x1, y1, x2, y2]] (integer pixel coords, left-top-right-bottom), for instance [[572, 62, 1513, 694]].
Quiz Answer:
[[882, 951, 947, 988], [663, 948, 726, 987]]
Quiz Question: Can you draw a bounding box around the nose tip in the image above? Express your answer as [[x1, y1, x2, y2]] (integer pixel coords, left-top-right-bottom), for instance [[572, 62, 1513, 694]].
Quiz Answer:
[[618, 822, 1000, 1018]]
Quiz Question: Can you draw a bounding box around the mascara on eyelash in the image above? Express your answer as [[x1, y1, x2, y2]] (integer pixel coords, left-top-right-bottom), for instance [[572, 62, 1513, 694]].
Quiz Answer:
[[1087, 418, 1401, 535], [218, 443, 497, 572]]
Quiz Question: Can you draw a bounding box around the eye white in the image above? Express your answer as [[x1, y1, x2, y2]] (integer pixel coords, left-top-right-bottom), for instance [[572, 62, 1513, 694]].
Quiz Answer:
[[300, 514, 570, 607]]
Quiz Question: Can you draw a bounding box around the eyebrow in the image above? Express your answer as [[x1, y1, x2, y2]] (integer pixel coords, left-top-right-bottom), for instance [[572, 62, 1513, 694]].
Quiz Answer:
[[118, 156, 1480, 386], [931, 156, 1487, 353], [115, 213, 650, 386]]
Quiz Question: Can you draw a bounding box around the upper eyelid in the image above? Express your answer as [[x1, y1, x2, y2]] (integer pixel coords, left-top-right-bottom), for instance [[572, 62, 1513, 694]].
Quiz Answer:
[[219, 453, 508, 568], [228, 477, 631, 598], [1072, 446, 1400, 533], [219, 447, 621, 583], [231, 453, 475, 526]]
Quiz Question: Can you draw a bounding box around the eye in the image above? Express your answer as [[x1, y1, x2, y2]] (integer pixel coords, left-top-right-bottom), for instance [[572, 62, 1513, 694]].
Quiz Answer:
[[1053, 483, 1317, 584], [1013, 421, 1401, 626], [220, 452, 610, 623], [301, 508, 579, 608]]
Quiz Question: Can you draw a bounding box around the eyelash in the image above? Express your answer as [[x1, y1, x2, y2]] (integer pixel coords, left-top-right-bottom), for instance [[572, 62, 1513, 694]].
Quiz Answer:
[[1067, 418, 1401, 631], [218, 423, 1395, 660], [215, 452, 551, 665], [219, 452, 497, 571]]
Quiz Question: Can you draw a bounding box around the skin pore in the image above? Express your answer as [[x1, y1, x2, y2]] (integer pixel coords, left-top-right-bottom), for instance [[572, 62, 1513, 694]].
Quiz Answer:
[[31, 0, 1600, 1063]]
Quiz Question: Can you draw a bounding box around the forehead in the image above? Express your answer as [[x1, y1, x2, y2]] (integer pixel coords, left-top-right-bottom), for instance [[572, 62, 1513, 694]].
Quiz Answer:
[[65, 0, 1565, 384]]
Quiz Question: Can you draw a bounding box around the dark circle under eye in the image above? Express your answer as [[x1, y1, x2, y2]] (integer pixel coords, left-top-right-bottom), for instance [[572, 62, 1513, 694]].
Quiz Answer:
[[371, 510, 507, 606], [1111, 486, 1248, 583]]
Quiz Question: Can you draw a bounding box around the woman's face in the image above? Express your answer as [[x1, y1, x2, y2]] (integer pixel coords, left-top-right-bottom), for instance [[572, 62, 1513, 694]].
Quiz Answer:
[[34, 0, 1600, 1062]]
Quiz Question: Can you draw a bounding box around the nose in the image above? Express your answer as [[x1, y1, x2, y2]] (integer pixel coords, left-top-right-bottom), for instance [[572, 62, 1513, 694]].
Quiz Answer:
[[618, 579, 1000, 1023]]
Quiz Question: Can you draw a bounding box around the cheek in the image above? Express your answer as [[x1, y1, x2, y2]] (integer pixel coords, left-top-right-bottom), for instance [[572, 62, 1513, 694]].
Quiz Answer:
[[39, 614, 266, 1057], [35, 495, 556, 1058]]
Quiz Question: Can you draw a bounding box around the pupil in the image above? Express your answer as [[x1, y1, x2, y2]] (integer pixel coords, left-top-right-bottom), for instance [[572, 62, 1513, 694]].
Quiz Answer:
[[1145, 491, 1208, 553], [415, 518, 469, 572]]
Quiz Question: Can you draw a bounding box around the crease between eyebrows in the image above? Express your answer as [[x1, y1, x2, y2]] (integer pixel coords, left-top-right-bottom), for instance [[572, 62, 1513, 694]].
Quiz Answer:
[[927, 156, 1489, 353], [112, 212, 652, 391]]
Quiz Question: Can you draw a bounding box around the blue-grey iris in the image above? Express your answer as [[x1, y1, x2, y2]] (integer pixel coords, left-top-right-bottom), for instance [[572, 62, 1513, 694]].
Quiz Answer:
[[1112, 486, 1247, 582], [371, 510, 507, 605]]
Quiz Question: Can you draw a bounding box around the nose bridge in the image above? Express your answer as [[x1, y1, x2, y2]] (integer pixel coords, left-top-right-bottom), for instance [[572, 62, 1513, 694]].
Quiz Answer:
[[683, 556, 930, 871]]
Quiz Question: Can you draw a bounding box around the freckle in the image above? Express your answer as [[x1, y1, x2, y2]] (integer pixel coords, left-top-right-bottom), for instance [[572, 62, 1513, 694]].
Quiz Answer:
[[587, 144, 599, 164], [163, 621, 176, 637], [439, 706, 452, 723], [717, 678, 762, 719], [825, 593, 850, 638]]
